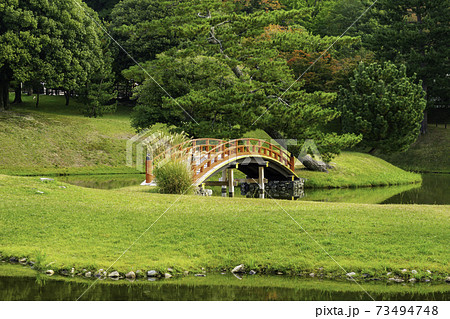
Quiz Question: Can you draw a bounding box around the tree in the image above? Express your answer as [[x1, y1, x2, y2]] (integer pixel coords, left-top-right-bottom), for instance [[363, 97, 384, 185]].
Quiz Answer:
[[78, 44, 117, 117], [127, 1, 361, 162], [311, 0, 370, 37], [338, 62, 426, 154], [0, 0, 106, 110], [365, 0, 450, 133], [84, 0, 120, 19], [109, 0, 180, 74]]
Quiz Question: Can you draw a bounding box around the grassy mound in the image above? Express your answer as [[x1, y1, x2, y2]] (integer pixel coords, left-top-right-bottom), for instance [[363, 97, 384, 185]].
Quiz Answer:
[[1, 175, 448, 278], [0, 95, 137, 175], [297, 152, 421, 188], [377, 126, 450, 173]]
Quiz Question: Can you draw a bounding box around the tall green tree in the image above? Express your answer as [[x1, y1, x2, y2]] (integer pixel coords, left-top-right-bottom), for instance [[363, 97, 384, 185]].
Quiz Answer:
[[128, 1, 361, 162], [365, 0, 450, 133], [338, 62, 426, 154], [0, 0, 106, 110], [109, 0, 180, 74], [84, 0, 120, 19]]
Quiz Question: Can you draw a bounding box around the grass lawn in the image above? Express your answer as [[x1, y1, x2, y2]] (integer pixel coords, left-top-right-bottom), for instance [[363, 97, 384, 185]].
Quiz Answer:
[[377, 126, 450, 173], [0, 94, 137, 175], [1, 175, 448, 280]]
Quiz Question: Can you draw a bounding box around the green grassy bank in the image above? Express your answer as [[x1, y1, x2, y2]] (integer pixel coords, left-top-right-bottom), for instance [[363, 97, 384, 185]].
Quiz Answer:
[[296, 152, 421, 188], [1, 175, 448, 280], [377, 126, 450, 173]]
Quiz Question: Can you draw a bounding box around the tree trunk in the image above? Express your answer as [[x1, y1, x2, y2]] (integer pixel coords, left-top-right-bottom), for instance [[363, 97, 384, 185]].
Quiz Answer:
[[13, 83, 22, 104], [35, 93, 40, 108], [65, 90, 70, 106], [0, 79, 9, 111]]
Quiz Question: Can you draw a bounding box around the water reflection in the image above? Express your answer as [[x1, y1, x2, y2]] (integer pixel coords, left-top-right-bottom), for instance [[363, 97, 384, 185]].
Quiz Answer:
[[57, 173, 449, 205], [1, 274, 449, 301]]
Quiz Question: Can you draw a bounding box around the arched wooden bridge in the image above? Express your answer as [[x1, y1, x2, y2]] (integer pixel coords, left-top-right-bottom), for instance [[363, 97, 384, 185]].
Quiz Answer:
[[145, 138, 298, 187]]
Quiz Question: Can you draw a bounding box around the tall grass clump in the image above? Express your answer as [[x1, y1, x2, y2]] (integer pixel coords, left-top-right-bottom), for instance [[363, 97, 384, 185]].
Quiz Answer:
[[153, 160, 193, 194]]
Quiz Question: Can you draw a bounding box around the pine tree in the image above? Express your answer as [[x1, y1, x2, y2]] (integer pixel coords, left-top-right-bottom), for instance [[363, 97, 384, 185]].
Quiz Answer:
[[365, 0, 450, 133], [339, 62, 427, 153]]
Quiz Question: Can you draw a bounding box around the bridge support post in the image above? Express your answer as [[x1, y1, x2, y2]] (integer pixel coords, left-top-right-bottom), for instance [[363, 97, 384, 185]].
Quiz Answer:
[[289, 156, 295, 171], [258, 166, 265, 199], [227, 168, 234, 197], [221, 170, 227, 197], [145, 156, 153, 183]]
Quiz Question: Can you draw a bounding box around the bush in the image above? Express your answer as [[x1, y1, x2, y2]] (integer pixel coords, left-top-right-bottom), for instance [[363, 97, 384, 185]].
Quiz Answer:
[[153, 160, 193, 194]]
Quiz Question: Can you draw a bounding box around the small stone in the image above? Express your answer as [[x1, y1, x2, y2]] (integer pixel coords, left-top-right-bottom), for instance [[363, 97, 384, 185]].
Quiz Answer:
[[59, 270, 69, 276], [147, 270, 158, 277], [19, 258, 27, 264], [40, 178, 54, 181], [389, 277, 404, 283], [409, 278, 416, 283], [231, 264, 245, 273], [9, 257, 18, 263], [424, 279, 431, 282], [167, 268, 173, 273], [108, 271, 120, 278], [59, 186, 66, 189], [36, 191, 44, 194], [445, 277, 450, 283], [46, 270, 54, 276], [387, 272, 392, 276], [135, 270, 143, 277], [309, 273, 315, 277], [411, 270, 418, 274], [183, 271, 189, 276], [164, 273, 172, 279], [249, 270, 256, 275], [195, 274, 206, 277], [427, 270, 432, 274], [346, 272, 356, 277], [125, 271, 136, 279], [71, 268, 75, 274], [85, 271, 92, 277], [277, 271, 283, 275], [401, 269, 408, 273]]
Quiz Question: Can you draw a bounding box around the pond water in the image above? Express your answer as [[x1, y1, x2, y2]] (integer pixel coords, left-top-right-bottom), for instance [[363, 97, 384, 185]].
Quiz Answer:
[[1, 266, 448, 301], [56, 173, 450, 205]]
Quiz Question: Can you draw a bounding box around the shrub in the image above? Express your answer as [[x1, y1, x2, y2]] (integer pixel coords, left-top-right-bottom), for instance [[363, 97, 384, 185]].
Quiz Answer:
[[153, 160, 193, 194]]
